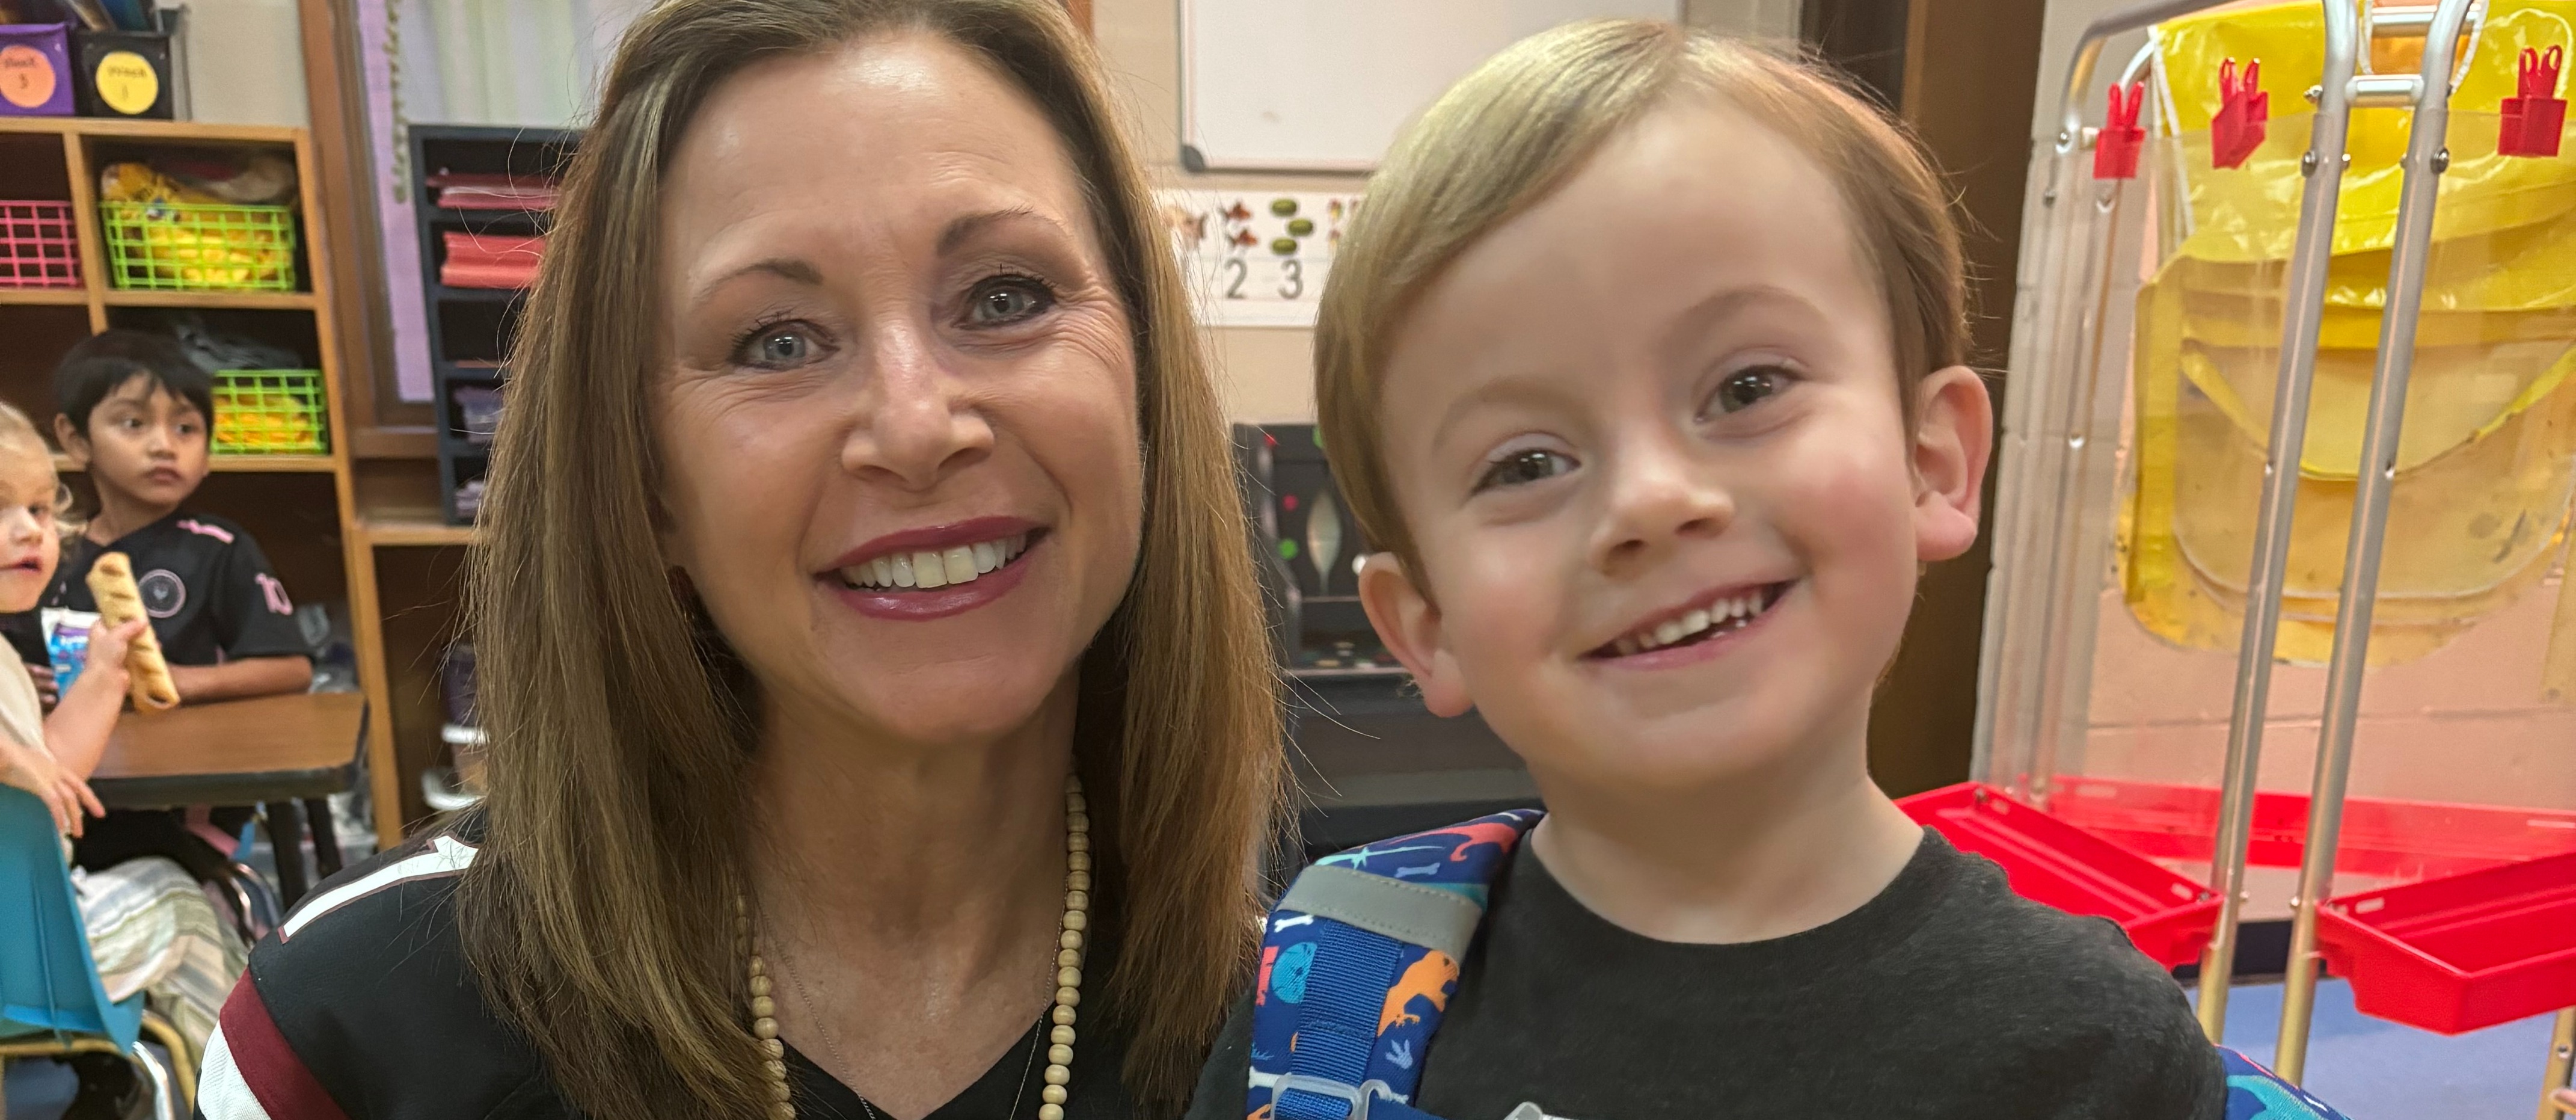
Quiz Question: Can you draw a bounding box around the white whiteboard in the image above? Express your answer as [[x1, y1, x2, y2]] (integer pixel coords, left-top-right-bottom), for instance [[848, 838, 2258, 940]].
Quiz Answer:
[[1180, 0, 1683, 173]]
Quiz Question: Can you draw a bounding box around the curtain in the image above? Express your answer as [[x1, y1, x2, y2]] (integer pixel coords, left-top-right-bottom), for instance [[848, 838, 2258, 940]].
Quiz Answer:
[[356, 0, 648, 401]]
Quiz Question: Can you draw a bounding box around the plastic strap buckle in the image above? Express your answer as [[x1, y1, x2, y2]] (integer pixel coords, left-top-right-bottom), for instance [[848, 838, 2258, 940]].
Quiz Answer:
[[1273, 1074, 1403, 1120]]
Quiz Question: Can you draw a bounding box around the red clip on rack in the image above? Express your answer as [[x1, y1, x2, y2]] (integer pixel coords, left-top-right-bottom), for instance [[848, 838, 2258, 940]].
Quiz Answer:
[[2211, 58, 2268, 169], [2500, 45, 2565, 158], [2094, 81, 2147, 180]]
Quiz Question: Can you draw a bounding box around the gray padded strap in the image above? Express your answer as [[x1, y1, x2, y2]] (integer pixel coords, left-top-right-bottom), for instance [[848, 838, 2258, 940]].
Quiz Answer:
[[1278, 863, 1485, 960]]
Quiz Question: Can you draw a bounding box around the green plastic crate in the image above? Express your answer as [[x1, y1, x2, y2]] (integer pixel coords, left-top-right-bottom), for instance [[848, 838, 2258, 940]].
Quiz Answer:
[[212, 369, 328, 455], [100, 201, 299, 292]]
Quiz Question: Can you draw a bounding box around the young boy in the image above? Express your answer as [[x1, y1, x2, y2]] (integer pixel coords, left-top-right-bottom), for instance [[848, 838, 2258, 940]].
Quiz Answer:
[[1188, 23, 2224, 1120], [5, 328, 313, 881]]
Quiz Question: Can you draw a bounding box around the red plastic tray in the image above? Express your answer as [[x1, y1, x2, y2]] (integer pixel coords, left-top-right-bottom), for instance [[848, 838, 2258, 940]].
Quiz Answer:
[[1898, 783, 2221, 967], [2317, 849, 2576, 1034], [2043, 778, 2576, 881]]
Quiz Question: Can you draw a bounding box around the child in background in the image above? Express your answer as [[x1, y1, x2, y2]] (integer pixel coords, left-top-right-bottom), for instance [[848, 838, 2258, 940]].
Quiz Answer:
[[1189, 22, 2222, 1120], [0, 400, 245, 1118], [4, 329, 313, 885], [0, 410, 132, 840]]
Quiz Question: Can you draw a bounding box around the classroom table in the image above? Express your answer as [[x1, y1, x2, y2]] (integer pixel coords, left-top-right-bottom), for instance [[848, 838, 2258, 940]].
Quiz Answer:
[[88, 691, 369, 906]]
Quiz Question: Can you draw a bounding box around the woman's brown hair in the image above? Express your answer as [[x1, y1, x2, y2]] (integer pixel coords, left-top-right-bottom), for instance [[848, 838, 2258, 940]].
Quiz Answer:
[[455, 2, 1284, 1116], [1315, 20, 1968, 571]]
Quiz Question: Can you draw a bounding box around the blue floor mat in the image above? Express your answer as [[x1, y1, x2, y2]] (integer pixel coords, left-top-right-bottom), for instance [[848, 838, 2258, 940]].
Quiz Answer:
[[2196, 978, 2562, 1118]]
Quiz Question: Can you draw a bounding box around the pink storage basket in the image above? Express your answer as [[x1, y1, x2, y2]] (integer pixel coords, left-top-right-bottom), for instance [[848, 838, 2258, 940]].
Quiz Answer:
[[0, 200, 80, 288]]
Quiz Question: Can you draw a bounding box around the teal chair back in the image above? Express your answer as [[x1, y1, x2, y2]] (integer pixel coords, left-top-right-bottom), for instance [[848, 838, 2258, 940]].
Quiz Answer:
[[0, 786, 143, 1050]]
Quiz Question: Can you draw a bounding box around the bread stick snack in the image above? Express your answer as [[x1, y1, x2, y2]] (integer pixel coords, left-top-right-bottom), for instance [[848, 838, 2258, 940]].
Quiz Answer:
[[86, 552, 179, 710]]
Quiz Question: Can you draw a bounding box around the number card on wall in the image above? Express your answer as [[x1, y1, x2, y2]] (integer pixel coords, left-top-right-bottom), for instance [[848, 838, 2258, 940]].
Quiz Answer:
[[1156, 189, 1361, 328]]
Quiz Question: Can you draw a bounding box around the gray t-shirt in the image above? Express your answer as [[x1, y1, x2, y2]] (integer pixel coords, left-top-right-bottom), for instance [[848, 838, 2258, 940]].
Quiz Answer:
[[1186, 829, 2225, 1120]]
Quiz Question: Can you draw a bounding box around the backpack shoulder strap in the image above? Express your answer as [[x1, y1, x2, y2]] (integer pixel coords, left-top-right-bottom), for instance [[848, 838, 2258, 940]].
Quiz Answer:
[[2217, 1048, 2355, 1119], [1247, 809, 1542, 1120]]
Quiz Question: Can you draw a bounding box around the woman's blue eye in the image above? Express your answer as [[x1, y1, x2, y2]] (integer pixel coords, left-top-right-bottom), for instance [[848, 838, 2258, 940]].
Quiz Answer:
[[966, 277, 1055, 326], [1711, 368, 1790, 414], [1476, 448, 1574, 492], [735, 324, 823, 369]]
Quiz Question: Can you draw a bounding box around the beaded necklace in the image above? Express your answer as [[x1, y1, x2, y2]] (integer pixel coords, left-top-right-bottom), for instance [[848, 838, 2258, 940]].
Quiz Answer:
[[740, 775, 1092, 1119]]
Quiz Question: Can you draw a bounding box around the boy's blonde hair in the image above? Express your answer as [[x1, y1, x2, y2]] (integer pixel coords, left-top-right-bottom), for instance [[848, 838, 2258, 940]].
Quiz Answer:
[[1317, 20, 1968, 571]]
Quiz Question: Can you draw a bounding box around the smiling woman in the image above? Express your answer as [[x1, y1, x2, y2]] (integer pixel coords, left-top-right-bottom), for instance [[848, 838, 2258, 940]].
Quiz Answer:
[[197, 4, 1284, 1120]]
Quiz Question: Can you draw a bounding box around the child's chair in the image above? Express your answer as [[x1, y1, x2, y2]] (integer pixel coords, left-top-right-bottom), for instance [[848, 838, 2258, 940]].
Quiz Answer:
[[0, 787, 195, 1120]]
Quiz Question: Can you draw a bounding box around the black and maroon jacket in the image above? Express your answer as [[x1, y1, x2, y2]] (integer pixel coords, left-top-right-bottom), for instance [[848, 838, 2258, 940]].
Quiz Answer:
[[196, 816, 1139, 1120]]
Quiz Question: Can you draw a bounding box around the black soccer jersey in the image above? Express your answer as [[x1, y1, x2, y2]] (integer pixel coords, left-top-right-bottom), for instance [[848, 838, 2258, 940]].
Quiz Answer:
[[4, 509, 308, 667]]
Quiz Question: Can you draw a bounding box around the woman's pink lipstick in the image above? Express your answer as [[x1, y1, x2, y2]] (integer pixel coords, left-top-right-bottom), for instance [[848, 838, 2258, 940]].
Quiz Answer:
[[821, 517, 1044, 621]]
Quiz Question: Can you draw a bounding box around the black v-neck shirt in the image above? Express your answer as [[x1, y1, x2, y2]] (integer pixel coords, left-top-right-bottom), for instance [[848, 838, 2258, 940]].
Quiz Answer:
[[1186, 829, 2224, 1120], [222, 821, 1138, 1119], [786, 1015, 1126, 1120]]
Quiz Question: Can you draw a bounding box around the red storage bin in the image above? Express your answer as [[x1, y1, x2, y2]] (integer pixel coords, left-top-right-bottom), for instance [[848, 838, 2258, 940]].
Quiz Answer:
[[0, 200, 78, 288], [2318, 849, 2576, 1034], [1898, 783, 2221, 967]]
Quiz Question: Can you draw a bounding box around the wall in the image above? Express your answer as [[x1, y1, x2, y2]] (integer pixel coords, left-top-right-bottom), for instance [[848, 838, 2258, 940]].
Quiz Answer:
[[181, 0, 313, 125], [2029, 0, 2150, 143], [1090, 0, 1803, 422]]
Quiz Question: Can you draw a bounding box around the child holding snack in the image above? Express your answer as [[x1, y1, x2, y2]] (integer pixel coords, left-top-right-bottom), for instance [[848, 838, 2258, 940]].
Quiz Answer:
[[0, 399, 244, 1115], [3, 329, 313, 885], [1188, 22, 2225, 1120], [0, 407, 133, 840]]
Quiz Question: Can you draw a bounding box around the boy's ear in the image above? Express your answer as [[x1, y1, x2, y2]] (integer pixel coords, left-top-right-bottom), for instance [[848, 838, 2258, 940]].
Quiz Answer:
[[1355, 552, 1474, 718], [1911, 365, 1993, 564], [51, 414, 87, 469]]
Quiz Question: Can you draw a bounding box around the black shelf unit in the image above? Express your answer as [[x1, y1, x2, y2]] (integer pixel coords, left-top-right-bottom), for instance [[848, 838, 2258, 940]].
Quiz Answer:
[[407, 124, 580, 524]]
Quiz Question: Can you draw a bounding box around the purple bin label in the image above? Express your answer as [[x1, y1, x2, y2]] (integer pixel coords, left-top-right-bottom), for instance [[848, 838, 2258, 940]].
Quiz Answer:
[[0, 24, 75, 117]]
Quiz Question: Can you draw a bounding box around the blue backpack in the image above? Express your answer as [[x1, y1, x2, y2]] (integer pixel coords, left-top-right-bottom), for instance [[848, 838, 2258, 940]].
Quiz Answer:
[[1247, 810, 2351, 1120]]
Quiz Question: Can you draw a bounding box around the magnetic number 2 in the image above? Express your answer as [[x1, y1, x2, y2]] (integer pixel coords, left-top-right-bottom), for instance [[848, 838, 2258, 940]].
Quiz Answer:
[[1224, 258, 1248, 299]]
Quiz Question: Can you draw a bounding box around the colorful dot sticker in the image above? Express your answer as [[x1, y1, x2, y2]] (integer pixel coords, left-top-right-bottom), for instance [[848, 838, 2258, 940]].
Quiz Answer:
[[0, 45, 58, 109], [1277, 540, 1299, 560], [93, 51, 158, 115]]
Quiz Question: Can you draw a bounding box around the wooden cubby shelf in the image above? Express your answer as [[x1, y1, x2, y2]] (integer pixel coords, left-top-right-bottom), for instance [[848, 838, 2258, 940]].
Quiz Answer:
[[52, 454, 339, 475], [357, 514, 479, 549], [0, 115, 393, 844], [0, 117, 304, 144], [102, 291, 319, 311]]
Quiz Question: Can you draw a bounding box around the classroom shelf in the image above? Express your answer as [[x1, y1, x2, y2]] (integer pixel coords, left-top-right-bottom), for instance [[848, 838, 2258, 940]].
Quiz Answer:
[[0, 116, 302, 144], [102, 289, 316, 311], [4, 114, 393, 846], [360, 514, 480, 548], [0, 288, 88, 306], [52, 454, 340, 475], [429, 207, 547, 231], [430, 284, 523, 304], [414, 125, 575, 531]]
